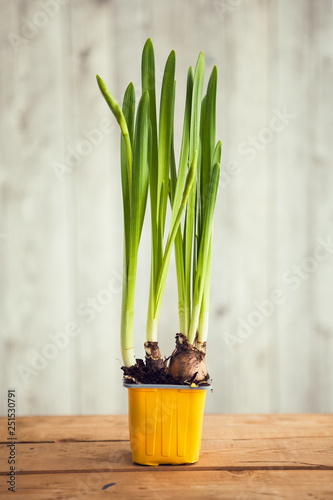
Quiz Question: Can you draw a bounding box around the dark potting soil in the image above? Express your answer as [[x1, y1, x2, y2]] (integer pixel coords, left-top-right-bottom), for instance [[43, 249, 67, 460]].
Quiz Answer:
[[122, 334, 211, 386], [122, 358, 183, 385]]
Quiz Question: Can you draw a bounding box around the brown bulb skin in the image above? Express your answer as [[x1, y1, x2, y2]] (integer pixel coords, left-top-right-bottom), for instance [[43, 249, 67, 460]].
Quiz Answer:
[[144, 341, 166, 371], [168, 334, 209, 385]]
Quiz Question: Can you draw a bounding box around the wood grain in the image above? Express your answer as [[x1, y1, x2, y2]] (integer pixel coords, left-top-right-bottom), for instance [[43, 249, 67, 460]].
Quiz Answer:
[[310, 0, 333, 413], [1, 0, 333, 418], [0, 415, 332, 499], [1, 437, 333, 474], [1, 414, 333, 442], [274, 0, 313, 414], [1, 471, 333, 500], [1, 415, 333, 473]]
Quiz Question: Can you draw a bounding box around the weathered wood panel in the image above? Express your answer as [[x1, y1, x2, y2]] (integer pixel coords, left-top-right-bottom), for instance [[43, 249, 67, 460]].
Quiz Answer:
[[0, 0, 74, 415], [2, 414, 333, 442], [0, 0, 332, 416], [273, 0, 313, 413], [2, 437, 333, 473], [309, 0, 333, 412], [1, 415, 333, 473], [2, 471, 333, 500], [0, 415, 333, 499]]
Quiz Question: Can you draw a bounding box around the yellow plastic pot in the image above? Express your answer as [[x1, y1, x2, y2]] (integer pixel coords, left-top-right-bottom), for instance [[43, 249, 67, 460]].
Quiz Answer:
[[124, 382, 210, 466]]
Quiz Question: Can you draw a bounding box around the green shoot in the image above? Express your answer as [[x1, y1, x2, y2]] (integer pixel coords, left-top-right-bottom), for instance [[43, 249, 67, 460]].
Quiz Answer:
[[97, 76, 150, 367], [172, 61, 221, 348], [97, 40, 221, 369], [143, 41, 197, 343]]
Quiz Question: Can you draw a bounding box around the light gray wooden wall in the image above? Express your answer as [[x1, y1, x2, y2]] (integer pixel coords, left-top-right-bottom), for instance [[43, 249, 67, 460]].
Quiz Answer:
[[1, 0, 332, 416]]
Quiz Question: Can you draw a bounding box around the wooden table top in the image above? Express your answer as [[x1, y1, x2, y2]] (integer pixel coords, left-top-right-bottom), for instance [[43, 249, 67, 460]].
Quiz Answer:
[[1, 414, 333, 499]]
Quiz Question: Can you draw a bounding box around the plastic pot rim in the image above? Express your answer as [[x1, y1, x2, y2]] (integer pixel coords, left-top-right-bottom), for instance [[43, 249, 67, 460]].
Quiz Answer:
[[123, 381, 211, 390]]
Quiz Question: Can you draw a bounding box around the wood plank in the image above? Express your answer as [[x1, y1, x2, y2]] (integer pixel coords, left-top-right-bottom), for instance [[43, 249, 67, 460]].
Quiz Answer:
[[1, 414, 332, 442], [1, 436, 332, 474], [67, 0, 126, 416], [274, 0, 313, 412], [309, 0, 333, 412], [224, 0, 271, 414], [0, 0, 332, 419], [186, 0, 231, 415], [1, 471, 333, 500], [265, 0, 281, 413], [0, 0, 74, 416]]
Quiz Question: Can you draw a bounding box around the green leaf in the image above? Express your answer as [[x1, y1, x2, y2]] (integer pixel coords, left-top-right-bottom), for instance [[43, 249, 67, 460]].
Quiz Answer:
[[168, 66, 194, 334], [188, 163, 220, 344], [142, 39, 159, 270], [197, 140, 221, 343], [130, 91, 150, 252], [122, 83, 136, 146], [96, 75, 133, 177], [155, 151, 198, 318], [184, 52, 205, 335], [198, 239, 212, 343], [212, 140, 222, 166], [189, 53, 205, 163], [157, 50, 176, 238], [201, 66, 217, 219], [169, 66, 194, 225], [198, 95, 206, 241], [121, 83, 135, 271], [157, 180, 165, 277], [169, 134, 177, 208]]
